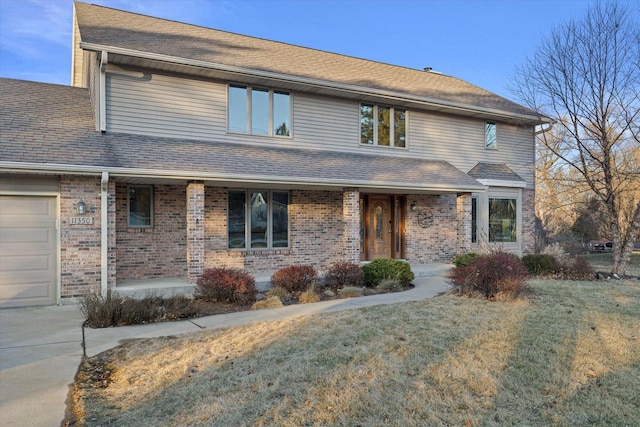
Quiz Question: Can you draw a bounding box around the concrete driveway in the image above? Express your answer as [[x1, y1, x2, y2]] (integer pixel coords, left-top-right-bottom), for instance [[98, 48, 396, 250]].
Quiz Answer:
[[0, 305, 85, 427]]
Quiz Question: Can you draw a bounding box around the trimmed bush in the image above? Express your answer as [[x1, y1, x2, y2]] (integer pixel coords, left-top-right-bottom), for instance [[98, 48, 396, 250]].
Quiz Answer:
[[196, 268, 257, 305], [453, 252, 479, 268], [522, 254, 558, 276], [324, 262, 364, 291], [362, 258, 414, 287], [271, 265, 317, 293], [450, 252, 530, 299]]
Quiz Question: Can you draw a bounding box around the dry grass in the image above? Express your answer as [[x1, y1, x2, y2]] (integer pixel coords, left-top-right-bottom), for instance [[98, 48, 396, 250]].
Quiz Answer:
[[250, 296, 283, 310], [68, 277, 640, 427]]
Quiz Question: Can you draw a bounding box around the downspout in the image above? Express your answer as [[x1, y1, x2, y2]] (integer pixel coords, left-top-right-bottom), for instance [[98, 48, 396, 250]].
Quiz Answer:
[[99, 51, 108, 132], [100, 171, 109, 297]]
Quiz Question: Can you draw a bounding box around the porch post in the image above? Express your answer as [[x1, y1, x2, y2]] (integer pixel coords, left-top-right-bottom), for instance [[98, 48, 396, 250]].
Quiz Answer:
[[456, 192, 472, 254], [187, 181, 205, 283], [343, 187, 360, 263]]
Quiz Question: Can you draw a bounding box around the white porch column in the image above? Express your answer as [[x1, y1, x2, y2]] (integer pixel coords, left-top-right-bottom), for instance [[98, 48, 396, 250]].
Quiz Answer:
[[187, 181, 205, 283]]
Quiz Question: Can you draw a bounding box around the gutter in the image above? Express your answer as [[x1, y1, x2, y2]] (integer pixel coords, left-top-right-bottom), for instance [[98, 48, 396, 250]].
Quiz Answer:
[[100, 171, 108, 297], [82, 42, 552, 125], [0, 161, 487, 193]]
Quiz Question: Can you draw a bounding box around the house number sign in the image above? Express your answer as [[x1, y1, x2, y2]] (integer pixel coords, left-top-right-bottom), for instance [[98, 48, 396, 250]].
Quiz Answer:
[[70, 217, 94, 225]]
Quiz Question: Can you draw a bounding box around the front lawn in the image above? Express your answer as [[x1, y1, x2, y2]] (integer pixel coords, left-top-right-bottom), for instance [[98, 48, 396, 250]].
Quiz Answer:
[[67, 278, 640, 426]]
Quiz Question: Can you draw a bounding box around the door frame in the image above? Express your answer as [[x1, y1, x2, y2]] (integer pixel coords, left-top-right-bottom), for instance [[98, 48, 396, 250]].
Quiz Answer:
[[360, 194, 405, 261], [0, 191, 61, 306]]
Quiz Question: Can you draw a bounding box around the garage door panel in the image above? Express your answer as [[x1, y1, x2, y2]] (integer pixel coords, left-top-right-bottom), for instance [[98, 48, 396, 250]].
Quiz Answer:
[[0, 197, 54, 216], [0, 196, 57, 307]]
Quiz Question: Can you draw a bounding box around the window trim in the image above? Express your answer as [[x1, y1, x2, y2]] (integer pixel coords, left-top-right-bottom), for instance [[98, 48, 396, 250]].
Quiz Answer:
[[227, 190, 290, 251], [360, 103, 407, 148], [127, 184, 154, 228], [227, 84, 292, 138]]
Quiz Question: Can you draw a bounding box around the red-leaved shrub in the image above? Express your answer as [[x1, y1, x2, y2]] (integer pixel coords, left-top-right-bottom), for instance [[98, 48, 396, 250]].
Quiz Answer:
[[271, 265, 317, 293], [450, 252, 530, 299], [196, 268, 256, 305], [324, 262, 364, 291]]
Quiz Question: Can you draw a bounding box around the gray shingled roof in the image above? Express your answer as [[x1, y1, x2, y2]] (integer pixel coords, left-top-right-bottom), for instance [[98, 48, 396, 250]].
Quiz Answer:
[[0, 78, 483, 192], [74, 2, 541, 120], [467, 162, 525, 182]]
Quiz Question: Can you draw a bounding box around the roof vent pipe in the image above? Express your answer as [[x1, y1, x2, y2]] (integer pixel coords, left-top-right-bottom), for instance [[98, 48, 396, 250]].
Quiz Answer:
[[423, 67, 433, 72]]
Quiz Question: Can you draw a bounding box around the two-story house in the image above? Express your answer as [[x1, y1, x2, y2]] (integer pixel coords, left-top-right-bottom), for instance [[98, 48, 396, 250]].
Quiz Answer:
[[0, 2, 550, 307]]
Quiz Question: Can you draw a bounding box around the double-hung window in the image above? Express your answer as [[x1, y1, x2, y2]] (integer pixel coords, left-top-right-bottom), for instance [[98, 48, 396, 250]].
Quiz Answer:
[[228, 190, 290, 250], [128, 185, 153, 228], [360, 104, 406, 147], [228, 85, 291, 136]]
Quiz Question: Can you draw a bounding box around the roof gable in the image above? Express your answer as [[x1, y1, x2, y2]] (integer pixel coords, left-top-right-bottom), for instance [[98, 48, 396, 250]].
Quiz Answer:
[[73, 2, 545, 122]]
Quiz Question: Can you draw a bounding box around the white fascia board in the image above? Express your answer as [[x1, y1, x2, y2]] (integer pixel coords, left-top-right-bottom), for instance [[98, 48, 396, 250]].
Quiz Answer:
[[79, 42, 551, 125], [477, 179, 527, 189], [0, 161, 486, 193]]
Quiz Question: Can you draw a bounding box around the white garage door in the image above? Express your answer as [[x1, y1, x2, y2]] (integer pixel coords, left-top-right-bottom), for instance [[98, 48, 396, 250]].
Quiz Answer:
[[0, 196, 57, 307]]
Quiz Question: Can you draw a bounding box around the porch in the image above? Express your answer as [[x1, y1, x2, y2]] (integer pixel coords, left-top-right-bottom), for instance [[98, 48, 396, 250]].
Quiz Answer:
[[113, 263, 454, 299]]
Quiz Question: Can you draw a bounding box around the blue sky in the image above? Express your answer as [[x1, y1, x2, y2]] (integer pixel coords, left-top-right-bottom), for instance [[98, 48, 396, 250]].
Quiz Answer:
[[0, 0, 610, 100]]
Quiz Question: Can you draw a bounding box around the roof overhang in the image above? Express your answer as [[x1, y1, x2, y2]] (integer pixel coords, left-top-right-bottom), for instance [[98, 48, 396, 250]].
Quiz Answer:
[[80, 42, 552, 126], [0, 162, 487, 194]]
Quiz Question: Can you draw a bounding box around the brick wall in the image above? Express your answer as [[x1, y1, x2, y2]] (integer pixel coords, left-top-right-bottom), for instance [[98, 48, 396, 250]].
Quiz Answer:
[[204, 188, 346, 275], [186, 182, 205, 283], [115, 184, 187, 281], [521, 188, 536, 255], [404, 194, 458, 264], [342, 188, 360, 263], [60, 175, 102, 297], [456, 193, 472, 254]]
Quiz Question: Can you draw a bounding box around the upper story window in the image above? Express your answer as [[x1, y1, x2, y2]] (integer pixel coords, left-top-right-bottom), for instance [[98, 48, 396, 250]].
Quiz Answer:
[[228, 85, 291, 137], [360, 104, 406, 148], [485, 122, 497, 149], [128, 185, 153, 228]]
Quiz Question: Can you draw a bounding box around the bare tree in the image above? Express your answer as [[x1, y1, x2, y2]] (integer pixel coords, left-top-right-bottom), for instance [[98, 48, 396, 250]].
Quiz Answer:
[[513, 1, 640, 275]]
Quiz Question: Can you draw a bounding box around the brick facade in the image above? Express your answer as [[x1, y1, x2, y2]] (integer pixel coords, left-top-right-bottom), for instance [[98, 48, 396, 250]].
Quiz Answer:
[[342, 188, 360, 263], [404, 194, 459, 264], [204, 188, 346, 274], [115, 184, 187, 281], [60, 175, 103, 297], [456, 193, 472, 254], [186, 182, 205, 283]]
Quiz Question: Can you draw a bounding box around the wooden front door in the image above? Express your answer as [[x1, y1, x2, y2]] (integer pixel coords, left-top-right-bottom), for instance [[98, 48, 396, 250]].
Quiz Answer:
[[367, 195, 392, 259]]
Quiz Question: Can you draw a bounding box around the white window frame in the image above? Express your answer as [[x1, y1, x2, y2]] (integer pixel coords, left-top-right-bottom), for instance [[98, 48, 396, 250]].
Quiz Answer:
[[127, 185, 153, 228], [227, 84, 292, 138], [227, 190, 290, 250], [360, 103, 407, 148], [485, 121, 497, 149], [471, 188, 522, 254]]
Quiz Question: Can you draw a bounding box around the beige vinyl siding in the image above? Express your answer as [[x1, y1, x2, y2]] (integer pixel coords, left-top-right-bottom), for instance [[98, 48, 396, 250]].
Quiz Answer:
[[408, 111, 535, 187], [105, 71, 534, 186], [293, 94, 359, 150], [71, 9, 84, 88]]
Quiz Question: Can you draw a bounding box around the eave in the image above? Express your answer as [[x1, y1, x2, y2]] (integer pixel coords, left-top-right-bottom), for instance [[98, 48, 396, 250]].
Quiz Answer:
[[79, 42, 552, 126]]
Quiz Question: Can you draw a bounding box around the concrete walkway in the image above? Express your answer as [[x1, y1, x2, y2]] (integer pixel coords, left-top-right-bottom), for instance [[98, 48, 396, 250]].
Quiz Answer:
[[0, 276, 450, 427]]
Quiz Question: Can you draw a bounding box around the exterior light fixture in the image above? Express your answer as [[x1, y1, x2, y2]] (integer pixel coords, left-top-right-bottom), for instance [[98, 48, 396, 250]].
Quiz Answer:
[[410, 202, 418, 212], [77, 200, 87, 215]]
